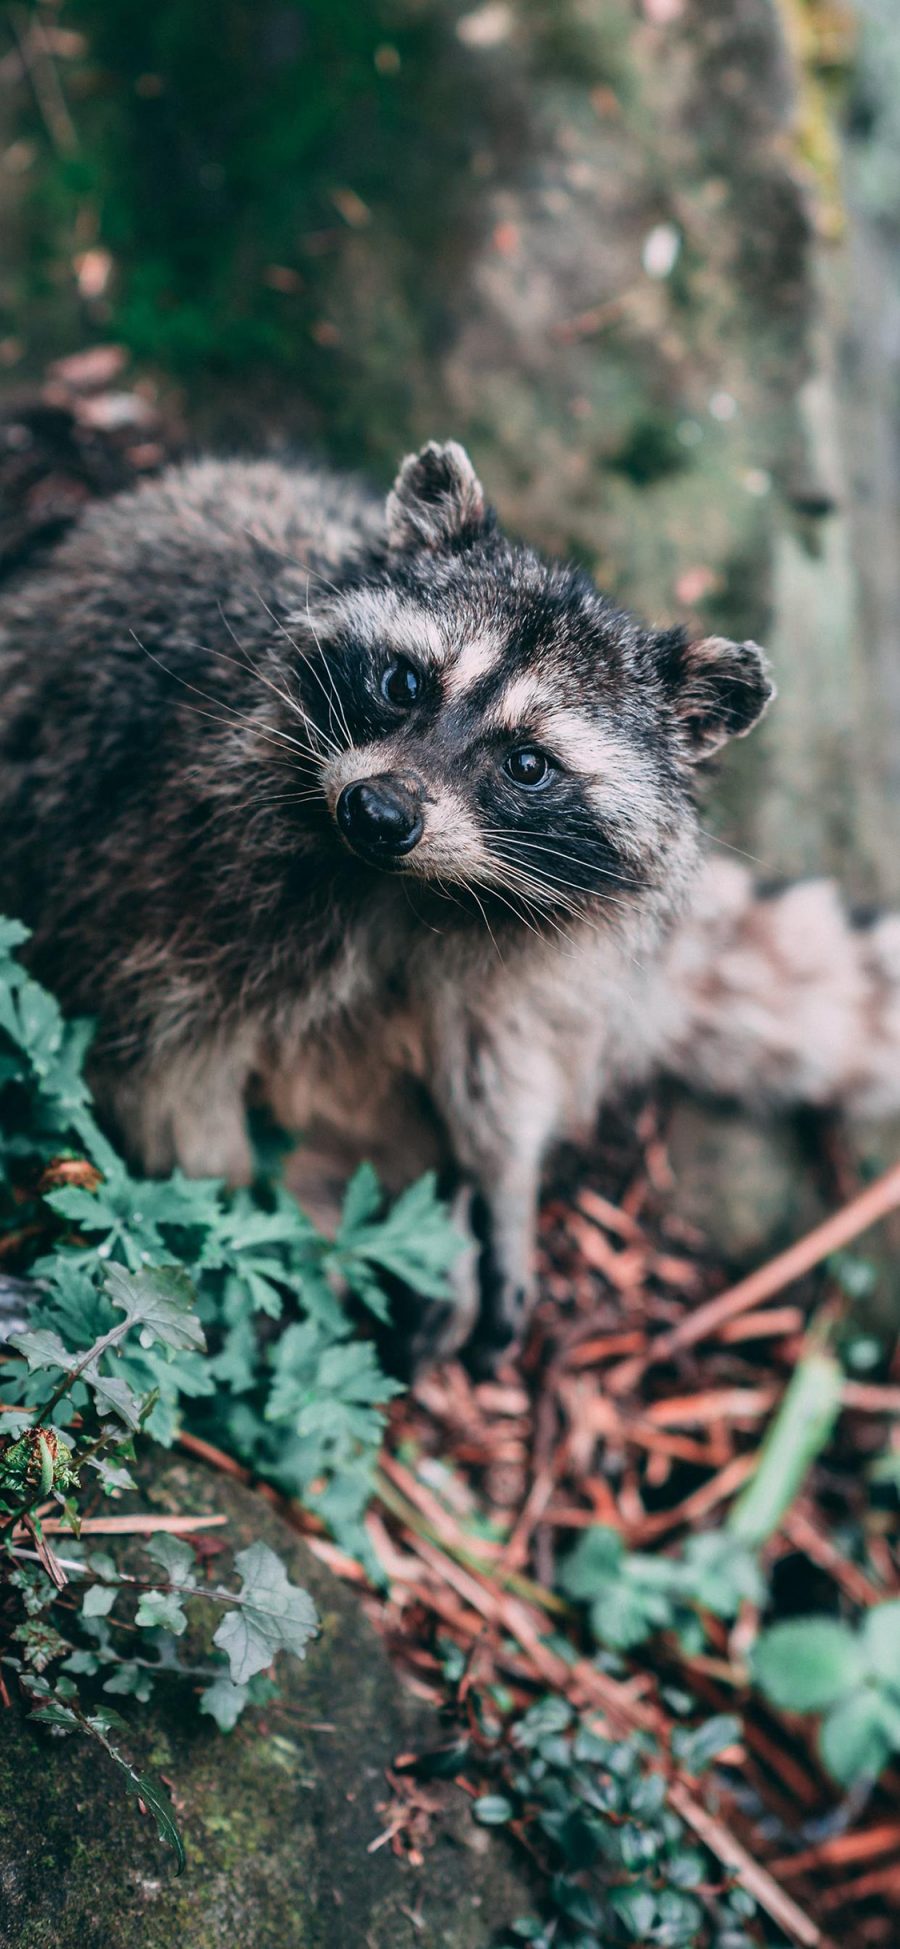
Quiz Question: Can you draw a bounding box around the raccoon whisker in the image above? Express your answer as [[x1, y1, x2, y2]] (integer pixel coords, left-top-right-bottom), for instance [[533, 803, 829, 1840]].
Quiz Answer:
[[129, 634, 324, 771], [234, 791, 324, 813], [301, 574, 355, 753], [490, 846, 633, 917], [481, 827, 645, 892], [481, 872, 587, 957], [472, 862, 565, 939], [459, 879, 506, 959], [696, 825, 769, 870], [403, 877, 448, 938], [250, 590, 343, 759], [194, 621, 335, 765]]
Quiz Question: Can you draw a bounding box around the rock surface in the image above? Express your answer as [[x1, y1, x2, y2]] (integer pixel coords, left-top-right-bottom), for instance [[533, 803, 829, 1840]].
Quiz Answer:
[[0, 1453, 533, 1948]]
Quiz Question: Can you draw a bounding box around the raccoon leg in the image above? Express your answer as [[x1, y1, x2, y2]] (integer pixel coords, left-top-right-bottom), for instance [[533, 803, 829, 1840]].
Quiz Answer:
[[429, 1010, 564, 1370], [644, 858, 900, 1117], [96, 1037, 255, 1184]]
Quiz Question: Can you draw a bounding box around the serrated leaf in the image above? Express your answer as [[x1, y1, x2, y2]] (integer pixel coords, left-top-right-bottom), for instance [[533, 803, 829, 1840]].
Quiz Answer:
[[87, 1457, 137, 1491], [752, 1618, 864, 1712], [8, 1327, 71, 1372], [336, 1162, 382, 1240], [212, 1541, 318, 1684], [104, 1264, 204, 1353], [86, 1371, 144, 1430]]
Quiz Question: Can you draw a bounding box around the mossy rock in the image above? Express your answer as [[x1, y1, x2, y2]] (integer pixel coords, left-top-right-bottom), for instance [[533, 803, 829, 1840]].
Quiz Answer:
[[0, 1453, 533, 1948]]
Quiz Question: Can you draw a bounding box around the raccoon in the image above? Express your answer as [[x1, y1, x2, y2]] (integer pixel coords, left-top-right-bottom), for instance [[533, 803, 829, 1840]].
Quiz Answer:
[[2, 441, 899, 1367]]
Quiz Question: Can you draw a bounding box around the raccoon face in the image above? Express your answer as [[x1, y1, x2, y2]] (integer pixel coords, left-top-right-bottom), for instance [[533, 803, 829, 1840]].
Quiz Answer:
[[294, 442, 774, 930]]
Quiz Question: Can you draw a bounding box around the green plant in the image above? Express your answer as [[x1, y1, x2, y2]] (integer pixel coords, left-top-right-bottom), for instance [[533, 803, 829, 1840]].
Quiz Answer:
[[557, 1524, 764, 1655], [466, 1696, 754, 1949], [0, 916, 459, 1863], [752, 1603, 900, 1785]]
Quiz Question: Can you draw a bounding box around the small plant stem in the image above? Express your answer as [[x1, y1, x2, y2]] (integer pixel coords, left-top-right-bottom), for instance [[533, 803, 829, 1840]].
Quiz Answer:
[[372, 1468, 571, 1619]]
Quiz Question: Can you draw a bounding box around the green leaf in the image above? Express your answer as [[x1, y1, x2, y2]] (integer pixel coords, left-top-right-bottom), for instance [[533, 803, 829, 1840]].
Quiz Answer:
[[610, 1886, 657, 1939], [104, 1264, 205, 1353], [88, 1457, 137, 1491], [144, 1533, 197, 1588], [558, 1527, 625, 1602], [103, 1664, 155, 1702], [135, 1589, 189, 1635], [728, 1352, 843, 1548], [87, 1371, 144, 1430], [83, 1582, 118, 1619], [8, 1328, 71, 1373], [672, 1714, 740, 1775], [679, 1532, 764, 1618], [198, 1675, 251, 1732], [212, 1542, 318, 1684], [336, 1162, 382, 1239], [861, 1601, 900, 1690], [752, 1618, 864, 1712], [819, 1689, 893, 1785], [472, 1794, 514, 1825]]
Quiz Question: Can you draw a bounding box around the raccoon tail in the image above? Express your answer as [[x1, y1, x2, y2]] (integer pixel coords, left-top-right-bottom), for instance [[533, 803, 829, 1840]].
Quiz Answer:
[[649, 858, 900, 1119]]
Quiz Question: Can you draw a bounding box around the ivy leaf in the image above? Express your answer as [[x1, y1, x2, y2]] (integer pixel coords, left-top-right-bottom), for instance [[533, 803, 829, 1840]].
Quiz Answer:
[[144, 1533, 197, 1588], [103, 1664, 155, 1702], [135, 1589, 188, 1635], [819, 1689, 893, 1785], [104, 1264, 205, 1353], [83, 1583, 118, 1619], [752, 1618, 864, 1712], [212, 1541, 318, 1684], [198, 1675, 251, 1732]]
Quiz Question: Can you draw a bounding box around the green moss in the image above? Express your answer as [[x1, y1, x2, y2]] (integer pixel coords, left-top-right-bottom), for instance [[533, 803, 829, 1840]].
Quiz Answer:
[[1, 1451, 533, 1948]]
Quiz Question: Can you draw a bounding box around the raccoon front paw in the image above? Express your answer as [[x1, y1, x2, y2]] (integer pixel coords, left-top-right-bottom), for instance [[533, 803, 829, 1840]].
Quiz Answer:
[[463, 1277, 529, 1379]]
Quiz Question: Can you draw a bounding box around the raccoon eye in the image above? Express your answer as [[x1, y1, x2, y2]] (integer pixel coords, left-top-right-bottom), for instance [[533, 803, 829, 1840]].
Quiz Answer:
[[505, 746, 551, 788], [381, 656, 421, 709]]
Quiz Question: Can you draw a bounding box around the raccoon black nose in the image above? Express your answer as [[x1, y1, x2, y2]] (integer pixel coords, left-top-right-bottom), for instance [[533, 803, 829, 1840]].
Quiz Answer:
[[336, 776, 424, 857]]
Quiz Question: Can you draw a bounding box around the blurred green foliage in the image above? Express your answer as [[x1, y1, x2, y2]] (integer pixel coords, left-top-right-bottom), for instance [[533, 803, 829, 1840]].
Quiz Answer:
[[6, 0, 498, 456]]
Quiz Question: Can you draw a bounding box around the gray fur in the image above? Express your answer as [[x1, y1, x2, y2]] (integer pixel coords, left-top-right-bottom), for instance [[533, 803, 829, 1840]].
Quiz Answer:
[[5, 441, 867, 1368]]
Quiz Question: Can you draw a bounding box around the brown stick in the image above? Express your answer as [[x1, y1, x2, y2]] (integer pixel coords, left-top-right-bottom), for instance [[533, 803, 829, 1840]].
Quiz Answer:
[[669, 1782, 838, 1949], [607, 1159, 900, 1394]]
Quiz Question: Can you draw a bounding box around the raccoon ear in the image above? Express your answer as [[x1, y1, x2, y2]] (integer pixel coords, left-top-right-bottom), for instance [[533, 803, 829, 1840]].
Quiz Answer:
[[386, 440, 488, 551], [657, 630, 775, 761]]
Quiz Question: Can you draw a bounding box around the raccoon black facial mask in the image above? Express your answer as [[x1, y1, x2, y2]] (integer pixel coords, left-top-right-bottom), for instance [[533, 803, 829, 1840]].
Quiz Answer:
[[311, 441, 773, 931], [8, 437, 860, 1378]]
